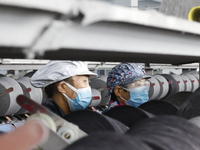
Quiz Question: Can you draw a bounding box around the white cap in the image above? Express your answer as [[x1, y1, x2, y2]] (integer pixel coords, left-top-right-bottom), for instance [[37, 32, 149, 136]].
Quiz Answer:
[[31, 61, 97, 88]]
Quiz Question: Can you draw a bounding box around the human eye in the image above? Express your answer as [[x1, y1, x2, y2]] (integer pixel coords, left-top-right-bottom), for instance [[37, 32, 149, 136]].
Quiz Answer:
[[84, 79, 88, 83]]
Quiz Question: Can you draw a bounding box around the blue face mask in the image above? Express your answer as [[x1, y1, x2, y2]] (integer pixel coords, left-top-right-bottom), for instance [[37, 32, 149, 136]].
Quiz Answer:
[[120, 86, 149, 107], [62, 82, 92, 111]]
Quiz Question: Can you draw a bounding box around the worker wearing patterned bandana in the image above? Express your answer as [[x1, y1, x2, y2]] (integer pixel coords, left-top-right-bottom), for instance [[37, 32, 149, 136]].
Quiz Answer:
[[105, 63, 151, 110]]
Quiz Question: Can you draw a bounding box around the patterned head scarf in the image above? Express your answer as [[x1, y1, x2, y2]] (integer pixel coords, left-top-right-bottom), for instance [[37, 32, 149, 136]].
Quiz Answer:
[[106, 63, 149, 96]]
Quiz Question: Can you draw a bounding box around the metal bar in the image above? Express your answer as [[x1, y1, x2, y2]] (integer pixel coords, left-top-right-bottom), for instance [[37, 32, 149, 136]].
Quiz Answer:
[[32, 21, 200, 64]]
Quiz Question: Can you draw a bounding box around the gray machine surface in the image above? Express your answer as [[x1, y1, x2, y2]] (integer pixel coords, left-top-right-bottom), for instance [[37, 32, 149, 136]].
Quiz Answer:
[[159, 0, 200, 19], [0, 0, 200, 65]]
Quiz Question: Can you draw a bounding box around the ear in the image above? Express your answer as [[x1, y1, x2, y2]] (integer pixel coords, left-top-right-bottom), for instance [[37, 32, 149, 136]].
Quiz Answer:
[[57, 81, 67, 93], [114, 86, 123, 97]]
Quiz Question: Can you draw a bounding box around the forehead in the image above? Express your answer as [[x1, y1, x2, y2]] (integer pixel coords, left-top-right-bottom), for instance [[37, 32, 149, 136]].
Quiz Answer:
[[73, 75, 89, 80], [132, 78, 146, 83]]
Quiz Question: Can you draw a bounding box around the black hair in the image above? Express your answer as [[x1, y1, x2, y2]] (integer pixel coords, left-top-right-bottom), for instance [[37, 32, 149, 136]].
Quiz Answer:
[[110, 84, 128, 101], [44, 77, 74, 98]]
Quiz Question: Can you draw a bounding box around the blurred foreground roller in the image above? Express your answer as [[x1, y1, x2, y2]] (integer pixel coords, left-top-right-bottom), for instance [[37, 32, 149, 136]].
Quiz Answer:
[[163, 91, 193, 108], [177, 87, 200, 119], [127, 115, 200, 150], [139, 100, 178, 116], [103, 105, 154, 128], [65, 132, 152, 150], [63, 110, 129, 134]]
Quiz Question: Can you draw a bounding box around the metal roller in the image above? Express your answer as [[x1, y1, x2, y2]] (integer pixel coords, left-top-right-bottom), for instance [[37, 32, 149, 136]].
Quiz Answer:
[[153, 75, 169, 100], [0, 76, 23, 115], [179, 74, 192, 92], [89, 75, 110, 106], [184, 74, 199, 92], [171, 74, 185, 92], [160, 74, 179, 99], [88, 89, 101, 107], [147, 76, 160, 100], [16, 77, 43, 114]]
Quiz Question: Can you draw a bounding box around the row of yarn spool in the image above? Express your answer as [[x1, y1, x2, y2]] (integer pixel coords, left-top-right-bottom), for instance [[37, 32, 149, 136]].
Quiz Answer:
[[0, 75, 46, 116], [89, 73, 200, 109], [147, 73, 199, 100], [0, 72, 198, 116], [0, 73, 107, 116]]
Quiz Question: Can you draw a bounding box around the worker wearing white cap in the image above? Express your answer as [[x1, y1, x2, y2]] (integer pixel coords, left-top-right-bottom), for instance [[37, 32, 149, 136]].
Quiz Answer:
[[31, 61, 97, 117]]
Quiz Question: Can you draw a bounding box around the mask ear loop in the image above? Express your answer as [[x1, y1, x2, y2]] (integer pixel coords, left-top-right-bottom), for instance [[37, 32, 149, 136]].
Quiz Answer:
[[62, 93, 73, 102], [120, 86, 129, 102], [63, 81, 78, 93], [120, 96, 128, 102], [62, 81, 78, 105]]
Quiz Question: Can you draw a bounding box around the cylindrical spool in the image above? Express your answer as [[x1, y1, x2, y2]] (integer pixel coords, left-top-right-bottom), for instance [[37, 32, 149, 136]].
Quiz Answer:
[[6, 74, 19, 80], [170, 74, 185, 92], [89, 75, 110, 106], [192, 73, 199, 87], [160, 74, 179, 99], [16, 77, 43, 114], [41, 88, 48, 104], [179, 74, 192, 92], [188, 6, 200, 22], [24, 70, 37, 77], [153, 75, 169, 100], [127, 116, 200, 150], [147, 76, 160, 100], [88, 89, 101, 107], [184, 74, 199, 92], [192, 73, 199, 80], [0, 76, 23, 115], [24, 71, 48, 103]]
